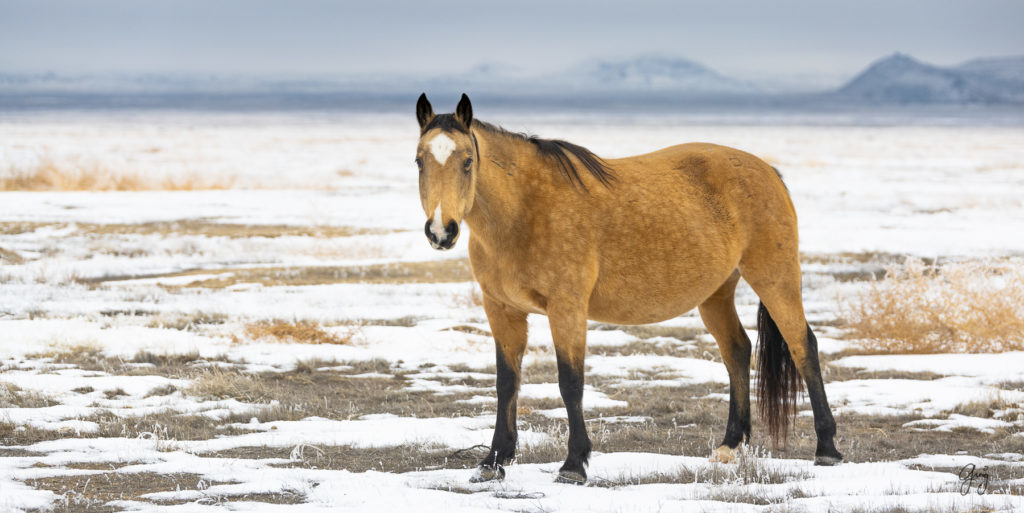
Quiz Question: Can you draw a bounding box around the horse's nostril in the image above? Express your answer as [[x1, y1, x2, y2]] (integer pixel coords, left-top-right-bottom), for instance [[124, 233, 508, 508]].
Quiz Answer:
[[424, 219, 438, 243], [445, 220, 459, 239]]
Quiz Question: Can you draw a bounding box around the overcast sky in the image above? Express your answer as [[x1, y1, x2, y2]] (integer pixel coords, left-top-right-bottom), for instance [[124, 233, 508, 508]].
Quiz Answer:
[[1, 0, 1021, 86]]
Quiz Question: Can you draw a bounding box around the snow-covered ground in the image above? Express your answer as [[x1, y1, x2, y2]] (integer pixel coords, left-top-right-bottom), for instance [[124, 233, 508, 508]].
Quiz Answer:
[[1, 111, 1022, 512]]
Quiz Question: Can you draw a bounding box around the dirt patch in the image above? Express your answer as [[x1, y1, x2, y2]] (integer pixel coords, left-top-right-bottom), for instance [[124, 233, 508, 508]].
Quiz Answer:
[[53, 220, 396, 239], [592, 323, 704, 342], [215, 443, 485, 474], [87, 259, 474, 288], [23, 472, 303, 511], [24, 347, 229, 378]]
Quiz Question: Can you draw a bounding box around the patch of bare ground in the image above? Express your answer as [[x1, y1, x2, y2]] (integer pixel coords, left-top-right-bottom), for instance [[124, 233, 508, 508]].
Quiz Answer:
[[14, 220, 395, 239], [820, 361, 946, 382], [25, 347, 230, 378], [949, 394, 1022, 419], [768, 411, 1024, 465], [800, 251, 908, 282], [23, 472, 303, 511], [86, 258, 475, 288], [215, 443, 487, 474], [590, 339, 722, 362], [591, 323, 704, 342], [145, 311, 230, 330]]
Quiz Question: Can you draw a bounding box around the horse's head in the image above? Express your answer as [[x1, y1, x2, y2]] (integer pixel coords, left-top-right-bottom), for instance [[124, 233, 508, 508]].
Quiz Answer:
[[415, 93, 478, 250]]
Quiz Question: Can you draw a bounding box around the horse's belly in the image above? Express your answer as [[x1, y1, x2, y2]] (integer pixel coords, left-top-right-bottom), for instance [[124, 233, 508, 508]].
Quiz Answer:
[[586, 270, 726, 325]]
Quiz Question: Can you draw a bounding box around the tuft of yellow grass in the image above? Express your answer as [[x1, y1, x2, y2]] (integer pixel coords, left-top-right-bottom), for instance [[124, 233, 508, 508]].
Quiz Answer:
[[0, 158, 236, 191], [448, 284, 484, 309], [242, 320, 357, 345], [187, 367, 270, 402], [844, 257, 1024, 354]]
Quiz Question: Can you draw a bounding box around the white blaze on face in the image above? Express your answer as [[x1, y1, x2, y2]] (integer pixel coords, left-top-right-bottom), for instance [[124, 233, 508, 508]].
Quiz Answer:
[[428, 133, 456, 166], [430, 202, 446, 239]]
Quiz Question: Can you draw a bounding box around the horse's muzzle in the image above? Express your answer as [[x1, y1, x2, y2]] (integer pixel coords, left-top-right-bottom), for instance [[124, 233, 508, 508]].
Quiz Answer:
[[425, 219, 459, 250]]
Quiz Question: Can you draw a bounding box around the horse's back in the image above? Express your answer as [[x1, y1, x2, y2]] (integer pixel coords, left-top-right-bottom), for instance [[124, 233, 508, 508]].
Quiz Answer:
[[582, 142, 798, 324], [603, 142, 796, 241]]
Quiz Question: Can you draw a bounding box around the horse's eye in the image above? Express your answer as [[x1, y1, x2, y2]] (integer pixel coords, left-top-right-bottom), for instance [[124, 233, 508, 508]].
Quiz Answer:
[[415, 158, 423, 172], [463, 158, 473, 173]]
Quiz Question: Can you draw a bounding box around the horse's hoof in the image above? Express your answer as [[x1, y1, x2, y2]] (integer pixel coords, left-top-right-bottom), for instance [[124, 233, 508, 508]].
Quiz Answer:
[[709, 445, 737, 464], [469, 465, 505, 483], [814, 454, 843, 466], [555, 469, 587, 485]]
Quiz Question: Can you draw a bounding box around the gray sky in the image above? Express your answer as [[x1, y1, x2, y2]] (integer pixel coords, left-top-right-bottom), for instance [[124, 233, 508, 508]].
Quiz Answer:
[[1, 0, 1021, 86]]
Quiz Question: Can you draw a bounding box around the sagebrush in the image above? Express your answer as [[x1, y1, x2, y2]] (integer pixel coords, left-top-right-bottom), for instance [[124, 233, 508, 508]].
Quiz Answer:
[[844, 257, 1024, 353]]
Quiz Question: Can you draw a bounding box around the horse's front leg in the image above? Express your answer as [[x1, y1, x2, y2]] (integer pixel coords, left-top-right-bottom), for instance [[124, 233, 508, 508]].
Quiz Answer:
[[549, 302, 592, 484], [471, 296, 528, 483]]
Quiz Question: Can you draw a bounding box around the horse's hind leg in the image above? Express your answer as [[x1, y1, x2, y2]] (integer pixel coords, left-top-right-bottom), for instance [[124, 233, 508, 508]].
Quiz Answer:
[[471, 296, 528, 482], [740, 253, 843, 465], [698, 270, 752, 463]]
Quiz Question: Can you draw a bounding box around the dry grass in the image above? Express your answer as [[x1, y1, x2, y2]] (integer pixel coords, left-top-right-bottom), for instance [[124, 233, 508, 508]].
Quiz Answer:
[[187, 367, 272, 403], [88, 259, 475, 288], [843, 257, 1024, 353], [0, 246, 24, 264], [25, 472, 304, 511], [0, 381, 59, 408], [242, 320, 358, 345], [448, 284, 484, 309], [0, 158, 236, 191]]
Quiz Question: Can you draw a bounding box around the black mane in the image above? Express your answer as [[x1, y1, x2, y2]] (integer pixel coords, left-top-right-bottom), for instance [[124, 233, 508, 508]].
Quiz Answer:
[[475, 121, 614, 189]]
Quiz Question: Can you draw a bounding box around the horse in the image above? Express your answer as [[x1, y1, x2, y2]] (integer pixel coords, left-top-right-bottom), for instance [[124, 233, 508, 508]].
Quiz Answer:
[[413, 93, 843, 484]]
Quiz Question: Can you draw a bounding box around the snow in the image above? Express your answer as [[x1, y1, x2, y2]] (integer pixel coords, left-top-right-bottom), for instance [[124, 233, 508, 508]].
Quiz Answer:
[[831, 352, 1024, 382], [903, 414, 1013, 434], [1, 111, 1023, 512], [175, 415, 551, 454], [820, 377, 1024, 417]]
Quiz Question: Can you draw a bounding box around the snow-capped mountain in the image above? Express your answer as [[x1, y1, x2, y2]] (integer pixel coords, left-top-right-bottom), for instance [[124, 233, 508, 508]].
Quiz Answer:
[[577, 56, 758, 94], [835, 53, 1023, 104]]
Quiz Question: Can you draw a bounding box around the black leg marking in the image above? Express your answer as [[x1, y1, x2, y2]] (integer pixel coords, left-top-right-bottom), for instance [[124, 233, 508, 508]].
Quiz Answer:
[[555, 357, 591, 484], [472, 345, 519, 482], [721, 384, 751, 449], [801, 326, 842, 465], [721, 330, 752, 450]]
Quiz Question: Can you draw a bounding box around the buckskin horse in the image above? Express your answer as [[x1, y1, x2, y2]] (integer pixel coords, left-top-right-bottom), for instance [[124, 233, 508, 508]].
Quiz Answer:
[[413, 93, 842, 484]]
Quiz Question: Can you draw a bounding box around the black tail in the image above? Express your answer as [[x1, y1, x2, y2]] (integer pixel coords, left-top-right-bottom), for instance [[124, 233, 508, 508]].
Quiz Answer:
[[756, 302, 802, 446]]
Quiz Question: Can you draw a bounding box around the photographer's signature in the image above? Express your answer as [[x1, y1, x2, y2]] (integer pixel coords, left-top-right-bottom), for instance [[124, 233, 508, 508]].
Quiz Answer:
[[958, 463, 990, 496]]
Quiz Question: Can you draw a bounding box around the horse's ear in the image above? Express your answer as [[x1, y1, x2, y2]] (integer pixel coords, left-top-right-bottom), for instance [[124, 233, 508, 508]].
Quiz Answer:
[[416, 93, 434, 130], [455, 93, 473, 129]]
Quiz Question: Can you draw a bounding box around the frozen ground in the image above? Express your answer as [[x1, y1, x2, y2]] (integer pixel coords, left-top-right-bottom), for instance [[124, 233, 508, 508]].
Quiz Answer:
[[1, 111, 1023, 512]]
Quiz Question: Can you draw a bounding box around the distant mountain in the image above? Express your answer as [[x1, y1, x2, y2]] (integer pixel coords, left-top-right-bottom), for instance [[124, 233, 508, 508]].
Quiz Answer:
[[835, 53, 1023, 104], [956, 56, 1024, 97], [3, 53, 1022, 110], [577, 56, 758, 95]]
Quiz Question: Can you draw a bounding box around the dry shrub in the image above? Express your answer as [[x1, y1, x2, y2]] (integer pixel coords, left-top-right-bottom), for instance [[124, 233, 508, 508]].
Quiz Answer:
[[0, 158, 235, 191], [844, 257, 1024, 353], [242, 320, 357, 345], [187, 367, 270, 402], [448, 284, 484, 309]]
